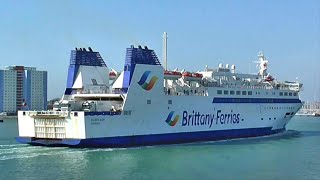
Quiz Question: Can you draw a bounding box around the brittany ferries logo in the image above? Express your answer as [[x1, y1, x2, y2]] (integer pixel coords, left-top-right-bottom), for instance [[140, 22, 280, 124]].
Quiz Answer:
[[137, 71, 158, 91], [166, 110, 243, 128], [165, 111, 180, 127]]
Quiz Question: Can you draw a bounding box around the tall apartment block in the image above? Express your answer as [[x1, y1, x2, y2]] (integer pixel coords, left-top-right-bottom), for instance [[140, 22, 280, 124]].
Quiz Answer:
[[0, 66, 47, 113]]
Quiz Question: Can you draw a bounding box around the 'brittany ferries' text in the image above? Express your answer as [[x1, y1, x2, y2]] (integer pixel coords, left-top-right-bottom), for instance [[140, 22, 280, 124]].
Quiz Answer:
[[182, 110, 241, 128]]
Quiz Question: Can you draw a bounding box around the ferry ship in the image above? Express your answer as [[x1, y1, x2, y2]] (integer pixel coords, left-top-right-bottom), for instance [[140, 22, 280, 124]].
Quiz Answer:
[[16, 34, 303, 148]]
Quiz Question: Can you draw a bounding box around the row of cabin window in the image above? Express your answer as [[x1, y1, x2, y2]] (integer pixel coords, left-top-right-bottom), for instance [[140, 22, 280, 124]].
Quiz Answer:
[[217, 90, 298, 97], [217, 90, 253, 95], [280, 92, 298, 96], [264, 106, 295, 110]]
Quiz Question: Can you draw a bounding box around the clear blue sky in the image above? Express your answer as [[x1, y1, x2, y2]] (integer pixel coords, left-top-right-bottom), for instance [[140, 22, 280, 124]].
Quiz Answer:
[[0, 0, 319, 101]]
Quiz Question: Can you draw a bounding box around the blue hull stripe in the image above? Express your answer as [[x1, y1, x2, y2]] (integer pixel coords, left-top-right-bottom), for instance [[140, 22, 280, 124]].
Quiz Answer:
[[212, 98, 301, 104], [16, 127, 285, 148]]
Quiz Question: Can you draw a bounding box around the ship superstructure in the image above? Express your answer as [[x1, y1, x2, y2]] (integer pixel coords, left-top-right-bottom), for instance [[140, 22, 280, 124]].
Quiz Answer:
[[16, 36, 303, 148]]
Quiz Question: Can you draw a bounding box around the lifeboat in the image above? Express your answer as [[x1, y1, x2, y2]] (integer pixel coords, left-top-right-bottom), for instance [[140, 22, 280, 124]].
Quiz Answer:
[[182, 72, 203, 81], [192, 73, 203, 78], [164, 70, 182, 80], [109, 71, 117, 80], [182, 71, 192, 81]]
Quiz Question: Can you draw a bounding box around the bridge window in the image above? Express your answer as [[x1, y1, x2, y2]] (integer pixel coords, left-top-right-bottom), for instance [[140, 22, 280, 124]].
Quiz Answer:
[[147, 100, 151, 104], [280, 92, 283, 96], [236, 91, 241, 95], [224, 90, 228, 95], [217, 90, 222, 94], [294, 92, 298, 96], [248, 91, 253, 95], [230, 91, 235, 95], [284, 92, 288, 96], [168, 100, 172, 104], [242, 91, 247, 95], [289, 92, 292, 96]]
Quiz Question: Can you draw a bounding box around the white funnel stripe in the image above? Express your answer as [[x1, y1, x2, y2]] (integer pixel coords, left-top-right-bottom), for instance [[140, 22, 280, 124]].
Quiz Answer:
[[112, 71, 124, 89], [72, 71, 83, 89]]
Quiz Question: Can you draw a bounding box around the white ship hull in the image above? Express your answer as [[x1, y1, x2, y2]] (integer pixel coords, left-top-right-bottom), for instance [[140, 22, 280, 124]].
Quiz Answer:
[[16, 96, 301, 147]]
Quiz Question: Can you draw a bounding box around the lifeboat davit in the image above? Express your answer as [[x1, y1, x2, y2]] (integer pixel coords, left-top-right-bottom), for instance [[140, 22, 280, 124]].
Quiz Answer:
[[164, 70, 182, 80], [109, 71, 117, 80], [182, 72, 203, 81]]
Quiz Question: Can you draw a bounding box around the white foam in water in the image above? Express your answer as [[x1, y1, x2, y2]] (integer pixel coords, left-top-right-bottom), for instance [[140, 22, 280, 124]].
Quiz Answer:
[[0, 145, 119, 161], [0, 144, 25, 148], [0, 146, 46, 155]]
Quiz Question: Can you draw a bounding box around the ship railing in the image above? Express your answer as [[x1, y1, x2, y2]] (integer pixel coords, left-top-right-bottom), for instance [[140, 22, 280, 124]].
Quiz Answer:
[[164, 87, 208, 96], [27, 111, 69, 118], [110, 89, 126, 95], [76, 88, 126, 95]]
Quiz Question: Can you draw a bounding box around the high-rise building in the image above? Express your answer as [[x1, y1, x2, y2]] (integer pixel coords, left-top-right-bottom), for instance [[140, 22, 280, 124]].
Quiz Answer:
[[0, 66, 47, 113]]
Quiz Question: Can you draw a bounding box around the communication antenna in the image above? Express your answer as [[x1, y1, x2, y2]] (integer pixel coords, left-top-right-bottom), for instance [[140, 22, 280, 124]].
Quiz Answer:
[[163, 32, 168, 70]]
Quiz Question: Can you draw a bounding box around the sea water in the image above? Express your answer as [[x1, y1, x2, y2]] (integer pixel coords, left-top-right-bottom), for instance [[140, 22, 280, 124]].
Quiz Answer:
[[0, 116, 319, 180]]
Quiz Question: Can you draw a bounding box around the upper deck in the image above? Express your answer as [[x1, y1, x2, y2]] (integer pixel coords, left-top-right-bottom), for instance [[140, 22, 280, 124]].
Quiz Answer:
[[162, 52, 302, 98], [42, 46, 302, 115]]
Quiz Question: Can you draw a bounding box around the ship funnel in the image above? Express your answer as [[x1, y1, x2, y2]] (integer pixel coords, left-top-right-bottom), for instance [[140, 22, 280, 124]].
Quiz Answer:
[[121, 45, 161, 92], [64, 48, 109, 96]]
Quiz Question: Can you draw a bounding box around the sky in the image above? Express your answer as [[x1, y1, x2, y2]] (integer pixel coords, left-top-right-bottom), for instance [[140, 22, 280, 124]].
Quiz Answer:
[[0, 0, 319, 101]]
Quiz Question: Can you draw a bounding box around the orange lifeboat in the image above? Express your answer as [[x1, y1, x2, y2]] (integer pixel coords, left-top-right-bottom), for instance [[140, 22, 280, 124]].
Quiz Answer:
[[164, 70, 182, 80], [192, 73, 203, 79], [182, 71, 192, 77], [182, 72, 202, 81]]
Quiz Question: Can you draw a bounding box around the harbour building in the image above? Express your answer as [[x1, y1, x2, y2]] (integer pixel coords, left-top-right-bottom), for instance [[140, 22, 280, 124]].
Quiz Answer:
[[0, 66, 47, 114]]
